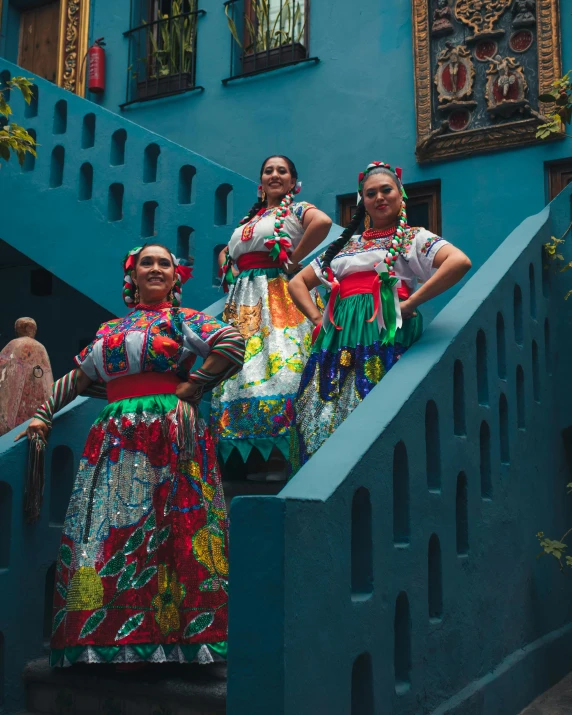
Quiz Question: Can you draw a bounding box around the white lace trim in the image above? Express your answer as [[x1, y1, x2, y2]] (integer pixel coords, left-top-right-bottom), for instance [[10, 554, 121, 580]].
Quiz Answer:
[[58, 644, 223, 667]]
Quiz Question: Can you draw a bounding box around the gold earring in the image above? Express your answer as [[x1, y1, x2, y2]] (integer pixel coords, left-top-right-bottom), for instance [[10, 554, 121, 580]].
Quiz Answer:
[[169, 287, 174, 303], [364, 213, 371, 230], [261, 190, 266, 203], [134, 285, 140, 303]]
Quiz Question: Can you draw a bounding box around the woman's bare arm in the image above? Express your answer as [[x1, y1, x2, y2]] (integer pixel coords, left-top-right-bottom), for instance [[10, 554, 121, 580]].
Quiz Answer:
[[288, 265, 323, 326]]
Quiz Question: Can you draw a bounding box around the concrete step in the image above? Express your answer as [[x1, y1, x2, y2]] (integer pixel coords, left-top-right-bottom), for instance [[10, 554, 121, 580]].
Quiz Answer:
[[519, 672, 572, 714], [222, 478, 284, 511], [23, 657, 226, 715]]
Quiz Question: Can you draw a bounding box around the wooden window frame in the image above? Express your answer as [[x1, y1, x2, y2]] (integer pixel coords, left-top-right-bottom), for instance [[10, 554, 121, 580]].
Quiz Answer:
[[547, 160, 572, 202]]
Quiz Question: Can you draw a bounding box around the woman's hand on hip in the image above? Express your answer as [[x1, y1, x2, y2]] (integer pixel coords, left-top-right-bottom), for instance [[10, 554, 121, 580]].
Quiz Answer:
[[176, 381, 204, 404], [399, 299, 418, 320], [14, 418, 49, 444]]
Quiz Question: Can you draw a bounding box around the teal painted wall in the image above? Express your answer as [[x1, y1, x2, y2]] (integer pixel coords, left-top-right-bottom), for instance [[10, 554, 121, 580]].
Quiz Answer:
[[80, 0, 572, 323], [0, 241, 114, 380]]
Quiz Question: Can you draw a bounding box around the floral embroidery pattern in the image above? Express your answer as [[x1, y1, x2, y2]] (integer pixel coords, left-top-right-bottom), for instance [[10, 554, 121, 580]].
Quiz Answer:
[[103, 332, 129, 376], [152, 566, 186, 635]]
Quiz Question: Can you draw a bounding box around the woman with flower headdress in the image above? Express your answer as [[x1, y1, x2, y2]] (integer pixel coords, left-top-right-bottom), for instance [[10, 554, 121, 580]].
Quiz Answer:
[[288, 162, 471, 470], [15, 243, 245, 668], [212, 155, 331, 480]]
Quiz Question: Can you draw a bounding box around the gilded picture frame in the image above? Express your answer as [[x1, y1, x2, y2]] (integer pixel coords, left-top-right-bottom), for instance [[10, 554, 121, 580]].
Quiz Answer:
[[57, 0, 91, 95], [412, 0, 562, 164]]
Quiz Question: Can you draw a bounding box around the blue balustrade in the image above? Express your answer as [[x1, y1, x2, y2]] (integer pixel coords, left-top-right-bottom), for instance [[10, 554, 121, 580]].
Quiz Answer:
[[0, 58, 257, 316], [0, 398, 103, 712], [227, 185, 572, 715]]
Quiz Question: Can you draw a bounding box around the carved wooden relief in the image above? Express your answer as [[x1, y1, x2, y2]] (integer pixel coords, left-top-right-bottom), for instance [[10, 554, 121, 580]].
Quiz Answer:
[[413, 0, 562, 163], [57, 0, 90, 95]]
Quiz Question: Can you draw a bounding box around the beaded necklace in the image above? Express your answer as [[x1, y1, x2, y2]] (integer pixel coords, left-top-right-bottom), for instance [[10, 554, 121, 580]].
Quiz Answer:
[[362, 202, 408, 276]]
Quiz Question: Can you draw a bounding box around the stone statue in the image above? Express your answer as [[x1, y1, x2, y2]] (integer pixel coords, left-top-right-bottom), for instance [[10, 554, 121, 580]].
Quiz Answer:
[[512, 0, 536, 28], [432, 0, 454, 36], [449, 47, 460, 93], [489, 54, 516, 97], [0, 318, 53, 436]]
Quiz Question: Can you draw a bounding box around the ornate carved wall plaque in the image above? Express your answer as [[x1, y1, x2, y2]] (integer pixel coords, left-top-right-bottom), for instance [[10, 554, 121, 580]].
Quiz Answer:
[[413, 0, 562, 163], [56, 0, 90, 95]]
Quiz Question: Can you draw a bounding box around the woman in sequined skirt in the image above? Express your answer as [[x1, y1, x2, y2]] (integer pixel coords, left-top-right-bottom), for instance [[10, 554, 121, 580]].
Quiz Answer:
[[211, 156, 331, 480], [16, 243, 245, 667], [288, 161, 471, 471]]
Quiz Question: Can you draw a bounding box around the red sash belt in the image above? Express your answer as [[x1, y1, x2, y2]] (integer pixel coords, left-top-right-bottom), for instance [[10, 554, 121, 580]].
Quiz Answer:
[[237, 251, 285, 272], [328, 271, 411, 331], [107, 373, 181, 403]]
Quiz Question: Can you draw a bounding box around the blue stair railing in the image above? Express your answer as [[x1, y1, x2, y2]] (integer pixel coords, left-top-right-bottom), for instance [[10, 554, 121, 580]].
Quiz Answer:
[[226, 185, 572, 715], [0, 58, 256, 316]]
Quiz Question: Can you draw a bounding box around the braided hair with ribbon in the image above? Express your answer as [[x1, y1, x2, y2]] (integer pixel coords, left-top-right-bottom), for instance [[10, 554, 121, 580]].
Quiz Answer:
[[219, 155, 302, 287], [321, 162, 408, 278], [122, 243, 193, 308]]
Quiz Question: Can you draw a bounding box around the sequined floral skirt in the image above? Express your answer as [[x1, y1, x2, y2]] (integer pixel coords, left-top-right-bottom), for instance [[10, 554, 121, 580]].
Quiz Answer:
[[50, 393, 228, 667], [211, 267, 320, 464], [291, 293, 423, 472]]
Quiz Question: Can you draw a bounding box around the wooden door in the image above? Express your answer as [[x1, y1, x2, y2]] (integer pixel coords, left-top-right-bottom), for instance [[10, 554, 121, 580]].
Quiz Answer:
[[19, 1, 60, 83]]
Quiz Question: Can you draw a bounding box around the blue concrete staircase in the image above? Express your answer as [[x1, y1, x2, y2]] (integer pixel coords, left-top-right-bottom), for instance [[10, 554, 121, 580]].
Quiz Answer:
[[2, 57, 572, 715], [0, 59, 256, 317]]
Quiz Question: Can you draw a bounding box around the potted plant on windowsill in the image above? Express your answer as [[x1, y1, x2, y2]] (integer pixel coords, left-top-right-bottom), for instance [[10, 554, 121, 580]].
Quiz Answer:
[[137, 0, 197, 100], [225, 0, 306, 75]]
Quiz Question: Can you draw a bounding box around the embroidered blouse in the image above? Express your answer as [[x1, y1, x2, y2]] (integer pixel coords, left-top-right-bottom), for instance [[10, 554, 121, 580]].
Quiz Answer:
[[227, 202, 316, 262], [311, 227, 448, 288], [75, 306, 245, 386]]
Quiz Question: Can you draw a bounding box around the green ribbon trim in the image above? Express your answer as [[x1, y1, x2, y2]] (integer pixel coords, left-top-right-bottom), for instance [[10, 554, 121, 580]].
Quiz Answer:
[[378, 273, 398, 346], [50, 641, 228, 666], [218, 436, 290, 464]]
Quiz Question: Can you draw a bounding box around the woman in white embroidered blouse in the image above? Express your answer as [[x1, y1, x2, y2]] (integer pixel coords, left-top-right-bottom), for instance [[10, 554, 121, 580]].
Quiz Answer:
[[288, 161, 471, 471], [211, 155, 331, 480]]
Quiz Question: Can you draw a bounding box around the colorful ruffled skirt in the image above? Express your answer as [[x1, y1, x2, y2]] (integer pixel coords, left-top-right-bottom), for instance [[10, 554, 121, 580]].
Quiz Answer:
[[50, 393, 229, 667], [211, 267, 318, 464], [291, 293, 423, 472]]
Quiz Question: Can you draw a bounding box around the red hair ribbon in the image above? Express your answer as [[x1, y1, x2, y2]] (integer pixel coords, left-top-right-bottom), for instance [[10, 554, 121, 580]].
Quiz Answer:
[[124, 255, 136, 272], [176, 264, 193, 284]]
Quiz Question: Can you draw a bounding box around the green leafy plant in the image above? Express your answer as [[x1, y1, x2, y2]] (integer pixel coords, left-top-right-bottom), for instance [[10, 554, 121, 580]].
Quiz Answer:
[[146, 0, 197, 78], [536, 71, 572, 140], [225, 0, 305, 54], [537, 487, 572, 571], [544, 220, 572, 299], [0, 77, 37, 165]]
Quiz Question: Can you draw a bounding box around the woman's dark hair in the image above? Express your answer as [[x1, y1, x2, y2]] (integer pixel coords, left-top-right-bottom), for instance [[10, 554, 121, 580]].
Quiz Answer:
[[321, 167, 402, 274], [321, 202, 366, 273], [238, 155, 299, 227]]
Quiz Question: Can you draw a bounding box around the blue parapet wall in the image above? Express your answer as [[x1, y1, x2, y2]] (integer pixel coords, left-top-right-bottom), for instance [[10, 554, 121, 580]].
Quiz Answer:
[[0, 59, 257, 316], [0, 398, 104, 713], [227, 185, 572, 715]]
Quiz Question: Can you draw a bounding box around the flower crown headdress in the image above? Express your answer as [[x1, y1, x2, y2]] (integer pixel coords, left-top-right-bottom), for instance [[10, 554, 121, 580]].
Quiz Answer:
[[357, 162, 406, 199], [122, 245, 193, 307]]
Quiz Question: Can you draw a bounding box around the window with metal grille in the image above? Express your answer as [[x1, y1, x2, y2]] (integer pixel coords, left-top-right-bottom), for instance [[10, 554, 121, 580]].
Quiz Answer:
[[223, 0, 317, 83], [122, 0, 204, 107]]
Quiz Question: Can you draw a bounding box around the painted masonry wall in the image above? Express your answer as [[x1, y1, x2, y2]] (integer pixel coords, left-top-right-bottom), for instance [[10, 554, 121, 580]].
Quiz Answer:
[[1, 2, 571, 320], [79, 0, 572, 320]]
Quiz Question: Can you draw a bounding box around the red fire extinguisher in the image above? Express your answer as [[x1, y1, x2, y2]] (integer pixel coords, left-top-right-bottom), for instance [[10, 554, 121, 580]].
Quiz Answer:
[[87, 38, 106, 94]]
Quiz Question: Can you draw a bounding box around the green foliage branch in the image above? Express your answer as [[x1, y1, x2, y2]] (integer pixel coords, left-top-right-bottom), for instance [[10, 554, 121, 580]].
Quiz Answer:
[[536, 71, 572, 140], [0, 77, 37, 166]]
